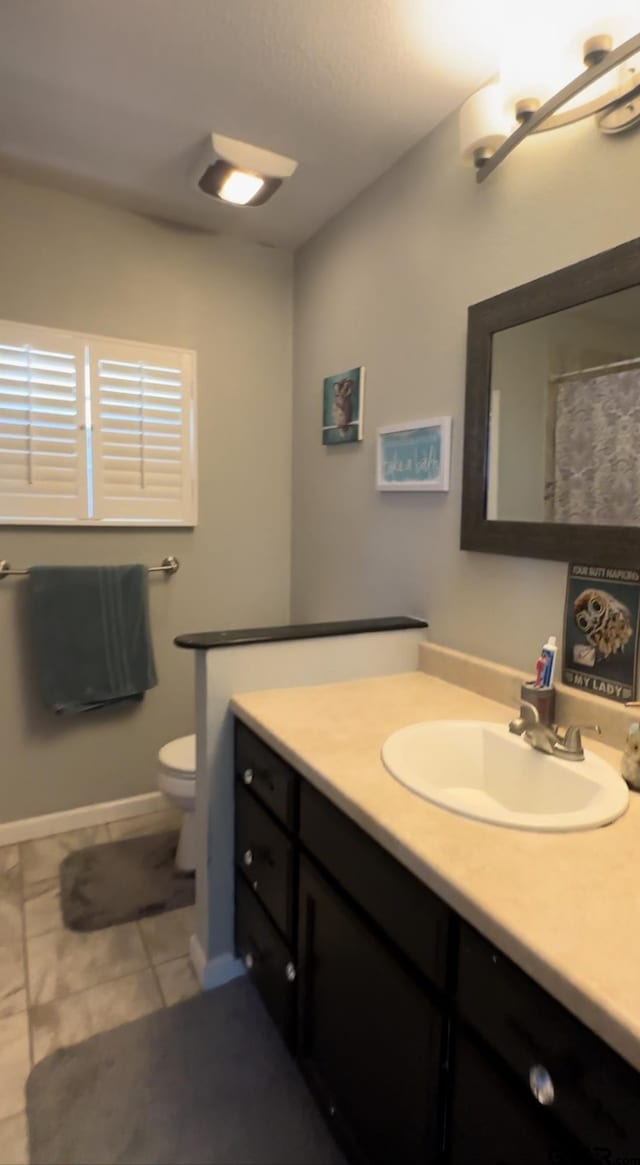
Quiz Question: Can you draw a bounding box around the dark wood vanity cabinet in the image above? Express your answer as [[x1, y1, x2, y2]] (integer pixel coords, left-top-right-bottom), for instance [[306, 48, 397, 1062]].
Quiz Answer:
[[297, 855, 444, 1165], [234, 720, 640, 1165]]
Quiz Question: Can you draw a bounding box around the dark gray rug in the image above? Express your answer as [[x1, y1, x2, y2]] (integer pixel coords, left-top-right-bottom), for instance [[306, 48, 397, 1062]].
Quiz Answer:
[[27, 977, 346, 1165], [60, 830, 195, 931]]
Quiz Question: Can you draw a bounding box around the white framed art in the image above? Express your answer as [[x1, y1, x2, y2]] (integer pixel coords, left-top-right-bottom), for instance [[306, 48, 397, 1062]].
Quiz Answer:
[[376, 417, 452, 492]]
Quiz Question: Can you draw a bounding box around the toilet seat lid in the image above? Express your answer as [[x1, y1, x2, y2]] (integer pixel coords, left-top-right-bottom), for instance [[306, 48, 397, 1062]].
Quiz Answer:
[[158, 733, 196, 775]]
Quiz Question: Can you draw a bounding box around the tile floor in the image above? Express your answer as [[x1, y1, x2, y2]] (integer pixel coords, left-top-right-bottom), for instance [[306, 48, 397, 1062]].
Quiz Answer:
[[0, 808, 200, 1164]]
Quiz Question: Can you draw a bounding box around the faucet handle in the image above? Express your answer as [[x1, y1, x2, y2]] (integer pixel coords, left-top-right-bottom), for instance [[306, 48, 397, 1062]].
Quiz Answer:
[[562, 723, 602, 753]]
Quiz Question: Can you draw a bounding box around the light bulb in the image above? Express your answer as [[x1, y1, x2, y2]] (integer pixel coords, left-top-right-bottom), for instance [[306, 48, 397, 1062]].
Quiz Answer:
[[500, 32, 569, 120], [459, 83, 512, 168], [217, 171, 265, 205]]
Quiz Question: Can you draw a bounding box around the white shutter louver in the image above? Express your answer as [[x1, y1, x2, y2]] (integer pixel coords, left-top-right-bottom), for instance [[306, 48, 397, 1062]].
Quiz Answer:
[[0, 323, 87, 521], [90, 340, 196, 525]]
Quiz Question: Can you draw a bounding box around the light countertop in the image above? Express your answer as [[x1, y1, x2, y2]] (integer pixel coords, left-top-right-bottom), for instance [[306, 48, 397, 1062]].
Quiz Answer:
[[231, 671, 640, 1072]]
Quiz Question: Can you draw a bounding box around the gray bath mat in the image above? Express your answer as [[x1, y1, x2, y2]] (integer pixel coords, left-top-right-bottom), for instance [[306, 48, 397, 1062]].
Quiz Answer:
[[60, 830, 195, 931], [27, 976, 346, 1165]]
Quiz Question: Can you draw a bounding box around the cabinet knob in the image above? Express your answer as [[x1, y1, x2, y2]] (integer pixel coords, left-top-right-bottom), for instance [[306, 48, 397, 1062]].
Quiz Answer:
[[285, 961, 297, 982], [242, 768, 254, 785], [244, 953, 254, 970], [243, 848, 253, 867], [529, 1064, 555, 1105]]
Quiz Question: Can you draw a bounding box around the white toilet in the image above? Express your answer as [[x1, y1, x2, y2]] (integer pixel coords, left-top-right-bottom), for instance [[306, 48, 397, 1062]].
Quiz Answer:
[[157, 733, 197, 872]]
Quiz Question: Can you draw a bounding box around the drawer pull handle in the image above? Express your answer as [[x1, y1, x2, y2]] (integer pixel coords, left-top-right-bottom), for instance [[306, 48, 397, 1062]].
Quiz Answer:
[[244, 953, 254, 970], [243, 849, 253, 867], [529, 1065, 554, 1106], [285, 961, 297, 983], [242, 768, 254, 785]]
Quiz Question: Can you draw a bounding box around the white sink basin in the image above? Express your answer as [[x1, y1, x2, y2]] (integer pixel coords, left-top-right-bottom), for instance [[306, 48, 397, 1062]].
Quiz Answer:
[[381, 720, 629, 832]]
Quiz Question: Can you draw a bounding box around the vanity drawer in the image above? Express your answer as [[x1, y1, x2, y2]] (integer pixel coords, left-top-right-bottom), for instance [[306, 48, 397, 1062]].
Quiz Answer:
[[235, 721, 297, 829], [236, 784, 294, 940], [300, 780, 449, 991], [450, 1030, 589, 1165], [235, 874, 296, 1048], [457, 921, 640, 1158]]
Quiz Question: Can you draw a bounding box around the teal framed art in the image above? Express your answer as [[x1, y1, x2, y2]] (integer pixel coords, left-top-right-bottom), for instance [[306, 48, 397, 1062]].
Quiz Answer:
[[322, 367, 365, 445], [376, 417, 452, 491]]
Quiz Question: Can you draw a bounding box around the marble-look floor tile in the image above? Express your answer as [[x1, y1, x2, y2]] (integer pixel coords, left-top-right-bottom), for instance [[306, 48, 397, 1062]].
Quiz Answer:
[[0, 892, 22, 948], [107, 807, 182, 842], [0, 1011, 30, 1121], [27, 920, 148, 1005], [0, 847, 22, 946], [20, 826, 110, 886], [0, 943, 26, 1018], [138, 906, 195, 965], [155, 955, 200, 1006], [0, 846, 19, 877], [23, 877, 63, 939], [30, 968, 163, 1063], [0, 1111, 29, 1164]]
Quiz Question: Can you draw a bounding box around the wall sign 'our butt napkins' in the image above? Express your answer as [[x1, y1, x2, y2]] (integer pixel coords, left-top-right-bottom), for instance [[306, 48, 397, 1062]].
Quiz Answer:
[[562, 563, 640, 703]]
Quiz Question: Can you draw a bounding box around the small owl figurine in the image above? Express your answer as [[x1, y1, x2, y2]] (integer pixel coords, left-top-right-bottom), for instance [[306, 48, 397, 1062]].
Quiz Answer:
[[621, 723, 640, 790]]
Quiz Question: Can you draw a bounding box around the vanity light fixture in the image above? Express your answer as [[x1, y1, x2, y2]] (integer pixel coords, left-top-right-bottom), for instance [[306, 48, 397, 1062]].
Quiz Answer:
[[460, 24, 640, 182], [197, 133, 298, 206]]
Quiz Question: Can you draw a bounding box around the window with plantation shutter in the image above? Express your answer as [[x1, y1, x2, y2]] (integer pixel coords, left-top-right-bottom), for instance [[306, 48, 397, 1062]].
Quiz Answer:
[[0, 320, 197, 526], [0, 323, 87, 521], [90, 340, 196, 524]]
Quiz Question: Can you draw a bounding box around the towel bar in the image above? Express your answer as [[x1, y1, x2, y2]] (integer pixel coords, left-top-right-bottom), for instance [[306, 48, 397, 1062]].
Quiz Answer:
[[0, 555, 180, 580]]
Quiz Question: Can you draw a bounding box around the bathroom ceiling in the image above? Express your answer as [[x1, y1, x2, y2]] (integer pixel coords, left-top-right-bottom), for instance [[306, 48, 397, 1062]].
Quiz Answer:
[[0, 0, 501, 248]]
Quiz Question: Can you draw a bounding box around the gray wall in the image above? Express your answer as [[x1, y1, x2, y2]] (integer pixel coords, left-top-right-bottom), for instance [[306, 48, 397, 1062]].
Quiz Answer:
[[0, 174, 292, 822], [291, 115, 639, 671]]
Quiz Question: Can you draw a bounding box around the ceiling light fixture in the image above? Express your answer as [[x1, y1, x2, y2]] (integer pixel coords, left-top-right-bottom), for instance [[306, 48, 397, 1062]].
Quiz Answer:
[[460, 22, 640, 182], [197, 133, 298, 207]]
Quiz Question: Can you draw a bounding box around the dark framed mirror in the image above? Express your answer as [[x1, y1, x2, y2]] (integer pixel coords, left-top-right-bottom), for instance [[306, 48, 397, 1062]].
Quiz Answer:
[[461, 236, 640, 566]]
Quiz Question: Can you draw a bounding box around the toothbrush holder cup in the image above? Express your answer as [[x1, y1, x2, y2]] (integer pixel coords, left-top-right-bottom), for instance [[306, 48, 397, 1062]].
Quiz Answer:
[[521, 682, 556, 728]]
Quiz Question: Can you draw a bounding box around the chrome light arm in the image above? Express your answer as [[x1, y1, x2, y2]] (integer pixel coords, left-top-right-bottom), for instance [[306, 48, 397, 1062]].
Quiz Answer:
[[477, 32, 640, 183]]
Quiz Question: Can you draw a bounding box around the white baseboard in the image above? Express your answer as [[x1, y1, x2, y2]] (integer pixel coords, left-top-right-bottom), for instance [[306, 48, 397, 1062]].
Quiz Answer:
[[190, 933, 244, 992], [0, 790, 169, 847]]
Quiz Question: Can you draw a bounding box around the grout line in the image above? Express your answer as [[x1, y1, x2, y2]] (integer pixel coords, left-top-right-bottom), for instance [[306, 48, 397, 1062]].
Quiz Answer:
[[29, 960, 160, 1014], [135, 921, 167, 1008], [151, 949, 193, 968], [16, 847, 34, 1070]]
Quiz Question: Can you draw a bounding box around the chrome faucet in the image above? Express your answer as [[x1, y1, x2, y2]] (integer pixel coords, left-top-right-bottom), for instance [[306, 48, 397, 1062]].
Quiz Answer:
[[508, 701, 601, 761]]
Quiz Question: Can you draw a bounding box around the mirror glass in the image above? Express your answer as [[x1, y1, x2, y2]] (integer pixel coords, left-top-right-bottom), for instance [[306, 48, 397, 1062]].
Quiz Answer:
[[487, 286, 640, 526]]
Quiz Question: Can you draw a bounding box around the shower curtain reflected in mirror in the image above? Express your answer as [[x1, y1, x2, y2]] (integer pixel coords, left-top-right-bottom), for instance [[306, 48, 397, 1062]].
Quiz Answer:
[[547, 367, 640, 526]]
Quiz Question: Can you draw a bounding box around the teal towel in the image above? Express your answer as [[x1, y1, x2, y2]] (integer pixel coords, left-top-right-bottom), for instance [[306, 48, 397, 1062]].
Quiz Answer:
[[29, 565, 158, 714]]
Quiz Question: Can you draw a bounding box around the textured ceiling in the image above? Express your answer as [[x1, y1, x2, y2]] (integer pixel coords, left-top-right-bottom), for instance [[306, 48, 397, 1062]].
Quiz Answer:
[[0, 0, 501, 248]]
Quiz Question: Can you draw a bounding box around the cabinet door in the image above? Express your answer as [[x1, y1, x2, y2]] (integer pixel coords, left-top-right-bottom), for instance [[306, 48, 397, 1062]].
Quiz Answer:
[[298, 856, 443, 1165], [449, 1031, 590, 1165], [235, 875, 296, 1049]]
